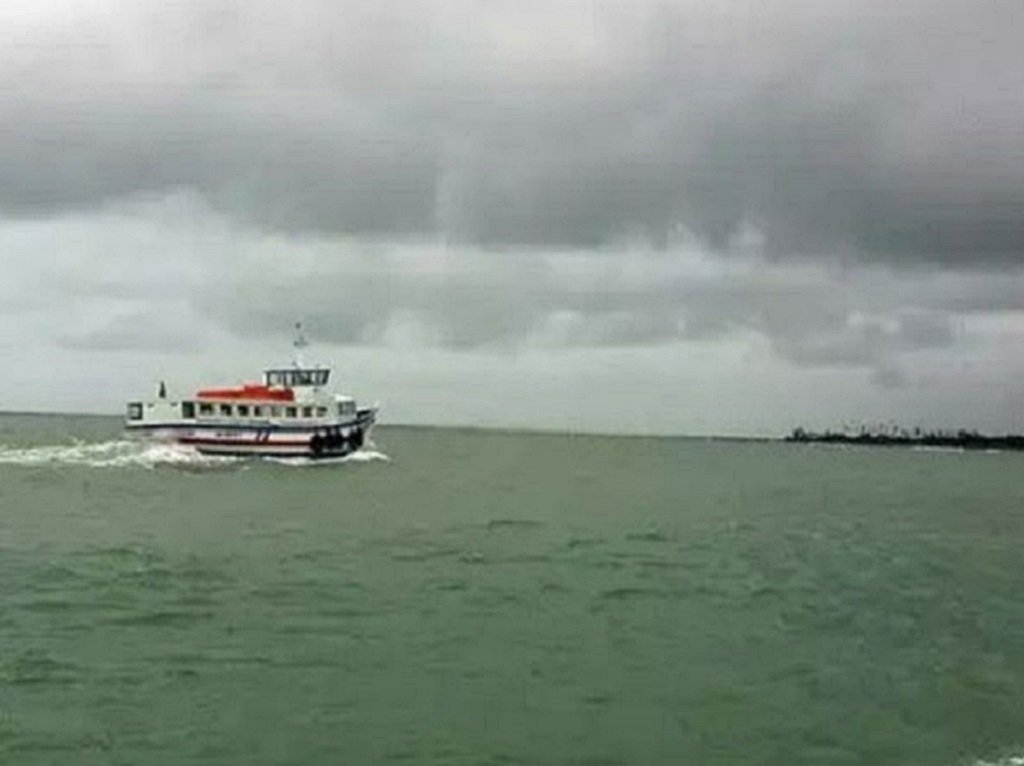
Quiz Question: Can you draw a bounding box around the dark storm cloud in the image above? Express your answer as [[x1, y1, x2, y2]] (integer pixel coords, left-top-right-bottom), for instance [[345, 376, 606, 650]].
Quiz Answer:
[[1, 0, 1021, 262], [0, 94, 440, 236]]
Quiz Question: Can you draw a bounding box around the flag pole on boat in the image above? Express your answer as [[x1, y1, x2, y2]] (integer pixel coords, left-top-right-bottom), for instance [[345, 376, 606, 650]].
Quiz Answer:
[[293, 321, 309, 367]]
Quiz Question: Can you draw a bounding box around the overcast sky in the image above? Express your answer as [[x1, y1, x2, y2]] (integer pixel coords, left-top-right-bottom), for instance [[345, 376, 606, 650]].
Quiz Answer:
[[1, 0, 1022, 435]]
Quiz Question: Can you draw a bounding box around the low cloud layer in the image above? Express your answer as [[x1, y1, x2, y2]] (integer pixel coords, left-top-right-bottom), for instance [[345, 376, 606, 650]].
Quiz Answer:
[[11, 194, 1018, 389]]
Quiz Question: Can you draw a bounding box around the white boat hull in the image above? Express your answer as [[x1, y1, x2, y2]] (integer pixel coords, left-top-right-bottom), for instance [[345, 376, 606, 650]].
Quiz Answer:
[[127, 411, 376, 460]]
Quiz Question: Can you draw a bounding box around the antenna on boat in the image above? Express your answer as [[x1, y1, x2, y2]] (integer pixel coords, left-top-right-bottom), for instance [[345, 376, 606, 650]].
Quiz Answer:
[[292, 321, 309, 367]]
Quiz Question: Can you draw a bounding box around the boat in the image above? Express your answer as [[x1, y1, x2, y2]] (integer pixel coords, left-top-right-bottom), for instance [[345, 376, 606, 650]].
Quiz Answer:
[[124, 325, 378, 459]]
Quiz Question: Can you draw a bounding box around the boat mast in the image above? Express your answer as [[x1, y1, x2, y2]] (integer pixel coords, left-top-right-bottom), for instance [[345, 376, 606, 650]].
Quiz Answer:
[[292, 321, 309, 368]]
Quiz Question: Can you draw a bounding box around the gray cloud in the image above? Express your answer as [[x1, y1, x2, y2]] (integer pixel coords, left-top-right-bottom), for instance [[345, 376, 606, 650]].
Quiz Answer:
[[0, 0, 1020, 262], [24, 192, 1020, 390], [168, 223, 1007, 386], [57, 310, 200, 353]]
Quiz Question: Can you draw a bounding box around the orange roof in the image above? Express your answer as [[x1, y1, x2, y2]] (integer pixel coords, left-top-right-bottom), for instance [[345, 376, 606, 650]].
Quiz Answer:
[[196, 384, 295, 401]]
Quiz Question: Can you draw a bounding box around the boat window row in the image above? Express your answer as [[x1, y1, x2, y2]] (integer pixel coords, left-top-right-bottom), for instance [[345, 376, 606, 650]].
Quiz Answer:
[[127, 400, 354, 421], [264, 369, 330, 387], [194, 403, 330, 419]]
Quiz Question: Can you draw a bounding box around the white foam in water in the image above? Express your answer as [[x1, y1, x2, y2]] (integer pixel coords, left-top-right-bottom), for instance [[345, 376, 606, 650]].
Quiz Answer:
[[267, 448, 390, 467], [0, 439, 236, 469], [0, 440, 388, 470], [973, 753, 1024, 766]]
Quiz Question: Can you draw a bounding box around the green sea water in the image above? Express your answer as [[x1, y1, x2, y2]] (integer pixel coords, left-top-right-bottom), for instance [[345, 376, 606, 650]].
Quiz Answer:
[[1, 413, 1023, 765]]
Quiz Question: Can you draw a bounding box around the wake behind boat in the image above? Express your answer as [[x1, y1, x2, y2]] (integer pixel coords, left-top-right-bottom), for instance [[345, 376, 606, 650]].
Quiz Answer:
[[125, 326, 377, 459]]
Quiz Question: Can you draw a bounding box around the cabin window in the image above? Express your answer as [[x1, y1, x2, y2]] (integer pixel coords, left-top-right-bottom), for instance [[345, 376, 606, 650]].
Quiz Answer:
[[253, 405, 265, 417], [181, 401, 196, 419], [302, 406, 313, 418], [270, 406, 281, 417], [316, 406, 327, 417], [265, 368, 329, 387], [286, 406, 297, 418], [219, 404, 232, 416], [237, 405, 249, 417], [269, 370, 298, 386], [338, 401, 355, 416], [199, 403, 214, 416], [127, 402, 143, 420]]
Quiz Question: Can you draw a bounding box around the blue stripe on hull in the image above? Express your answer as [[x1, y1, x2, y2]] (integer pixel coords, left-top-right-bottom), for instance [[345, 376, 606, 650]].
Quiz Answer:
[[195, 447, 360, 459]]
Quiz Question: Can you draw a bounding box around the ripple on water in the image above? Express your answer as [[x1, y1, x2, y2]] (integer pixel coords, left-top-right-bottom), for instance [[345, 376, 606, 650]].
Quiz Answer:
[[485, 518, 545, 530], [388, 546, 464, 562], [597, 586, 670, 601], [0, 650, 81, 686], [625, 529, 672, 543], [8, 545, 237, 638], [566, 536, 604, 549], [105, 609, 215, 628]]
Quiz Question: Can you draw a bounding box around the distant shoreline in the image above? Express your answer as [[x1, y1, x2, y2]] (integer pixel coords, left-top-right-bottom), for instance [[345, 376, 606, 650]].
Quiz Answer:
[[785, 428, 1024, 451]]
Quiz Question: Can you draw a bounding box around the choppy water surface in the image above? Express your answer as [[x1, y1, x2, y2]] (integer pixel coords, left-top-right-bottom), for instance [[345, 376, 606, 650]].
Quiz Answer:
[[1, 414, 1023, 765]]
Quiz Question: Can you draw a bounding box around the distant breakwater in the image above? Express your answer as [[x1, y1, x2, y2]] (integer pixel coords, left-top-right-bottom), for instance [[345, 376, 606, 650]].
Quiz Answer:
[[785, 427, 1024, 451]]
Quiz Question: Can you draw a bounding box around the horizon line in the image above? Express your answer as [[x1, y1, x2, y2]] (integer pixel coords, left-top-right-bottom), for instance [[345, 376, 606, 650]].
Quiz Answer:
[[0, 409, 774, 442]]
